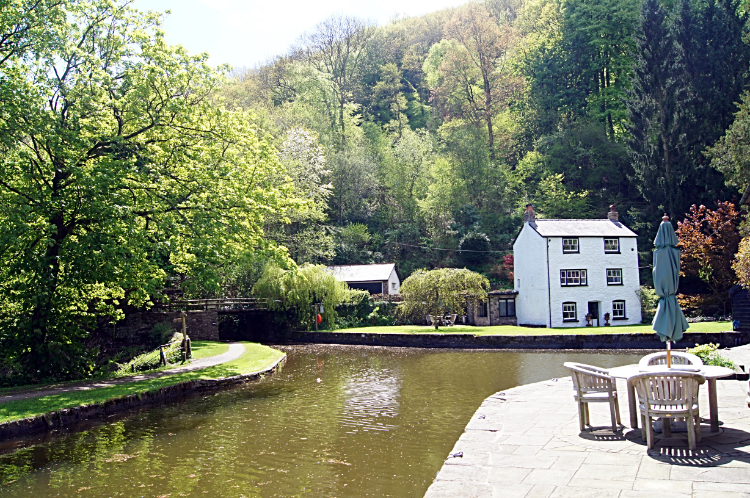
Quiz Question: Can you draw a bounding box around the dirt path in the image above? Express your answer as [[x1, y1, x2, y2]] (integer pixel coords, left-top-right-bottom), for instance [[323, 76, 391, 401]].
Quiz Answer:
[[0, 342, 245, 404]]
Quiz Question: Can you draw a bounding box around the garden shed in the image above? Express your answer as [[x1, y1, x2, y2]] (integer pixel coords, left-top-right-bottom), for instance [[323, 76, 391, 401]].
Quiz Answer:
[[326, 263, 400, 295]]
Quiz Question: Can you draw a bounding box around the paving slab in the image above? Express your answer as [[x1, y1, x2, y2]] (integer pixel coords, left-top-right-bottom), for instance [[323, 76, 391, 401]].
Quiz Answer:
[[424, 350, 750, 498]]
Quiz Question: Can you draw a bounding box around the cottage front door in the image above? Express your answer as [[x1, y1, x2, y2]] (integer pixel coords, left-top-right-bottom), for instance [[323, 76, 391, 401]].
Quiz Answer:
[[587, 302, 599, 326]]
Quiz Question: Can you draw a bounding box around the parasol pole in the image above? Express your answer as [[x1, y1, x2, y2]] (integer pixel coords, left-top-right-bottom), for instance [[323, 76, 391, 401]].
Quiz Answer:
[[666, 340, 671, 368]]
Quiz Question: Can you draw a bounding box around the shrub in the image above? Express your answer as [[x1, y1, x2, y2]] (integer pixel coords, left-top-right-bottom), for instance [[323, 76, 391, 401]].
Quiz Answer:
[[638, 286, 658, 323], [115, 334, 184, 375], [686, 343, 735, 368]]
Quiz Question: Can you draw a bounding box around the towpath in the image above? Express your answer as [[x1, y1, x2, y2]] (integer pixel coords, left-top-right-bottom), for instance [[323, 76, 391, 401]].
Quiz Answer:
[[0, 342, 245, 404], [426, 349, 750, 497]]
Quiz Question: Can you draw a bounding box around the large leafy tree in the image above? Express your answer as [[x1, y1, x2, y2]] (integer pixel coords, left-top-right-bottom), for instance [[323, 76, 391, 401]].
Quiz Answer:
[[0, 0, 292, 381], [398, 268, 489, 329]]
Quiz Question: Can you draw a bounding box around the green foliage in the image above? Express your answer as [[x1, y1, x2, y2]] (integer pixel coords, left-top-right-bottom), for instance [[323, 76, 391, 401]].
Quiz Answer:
[[0, 0, 295, 381], [114, 334, 184, 376], [150, 322, 175, 347], [398, 268, 489, 329], [686, 343, 735, 368], [639, 286, 659, 323], [253, 263, 367, 331]]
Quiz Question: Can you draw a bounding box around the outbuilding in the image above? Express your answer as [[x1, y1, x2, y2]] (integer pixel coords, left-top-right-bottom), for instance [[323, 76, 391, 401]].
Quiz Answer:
[[326, 263, 400, 295]]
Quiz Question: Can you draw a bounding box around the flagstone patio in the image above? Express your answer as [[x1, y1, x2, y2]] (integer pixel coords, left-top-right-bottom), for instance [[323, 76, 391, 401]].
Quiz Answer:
[[425, 351, 750, 498]]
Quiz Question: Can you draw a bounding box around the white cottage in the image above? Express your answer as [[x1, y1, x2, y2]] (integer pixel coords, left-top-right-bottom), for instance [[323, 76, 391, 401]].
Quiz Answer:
[[326, 263, 400, 295], [513, 206, 642, 328]]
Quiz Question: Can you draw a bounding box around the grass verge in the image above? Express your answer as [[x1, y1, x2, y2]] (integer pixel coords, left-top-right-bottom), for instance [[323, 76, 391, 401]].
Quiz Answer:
[[332, 321, 733, 336], [0, 342, 283, 424], [0, 341, 232, 397]]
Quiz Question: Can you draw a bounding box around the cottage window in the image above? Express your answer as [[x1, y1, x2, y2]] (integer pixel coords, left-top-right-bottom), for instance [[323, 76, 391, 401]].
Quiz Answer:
[[612, 300, 626, 319], [498, 298, 516, 317], [604, 238, 620, 253], [478, 301, 488, 317], [606, 269, 623, 285], [560, 269, 587, 286], [563, 302, 577, 321], [562, 238, 579, 253]]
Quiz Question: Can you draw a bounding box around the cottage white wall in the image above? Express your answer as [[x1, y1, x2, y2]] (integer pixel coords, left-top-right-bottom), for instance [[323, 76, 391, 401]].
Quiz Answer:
[[388, 269, 400, 295], [547, 236, 642, 328], [513, 224, 550, 326]]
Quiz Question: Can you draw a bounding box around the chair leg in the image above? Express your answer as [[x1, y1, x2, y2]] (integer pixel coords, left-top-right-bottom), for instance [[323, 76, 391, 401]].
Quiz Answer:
[[686, 414, 696, 451], [646, 416, 655, 450], [577, 402, 586, 432], [640, 414, 647, 441], [584, 403, 590, 427], [609, 399, 618, 433]]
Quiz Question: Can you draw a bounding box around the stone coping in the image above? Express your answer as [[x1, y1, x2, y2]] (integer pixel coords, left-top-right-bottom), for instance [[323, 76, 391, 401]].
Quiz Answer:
[[425, 371, 750, 497], [286, 330, 742, 350]]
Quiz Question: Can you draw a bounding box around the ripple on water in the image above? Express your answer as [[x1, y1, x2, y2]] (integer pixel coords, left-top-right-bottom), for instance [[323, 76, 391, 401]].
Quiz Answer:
[[0, 345, 641, 497]]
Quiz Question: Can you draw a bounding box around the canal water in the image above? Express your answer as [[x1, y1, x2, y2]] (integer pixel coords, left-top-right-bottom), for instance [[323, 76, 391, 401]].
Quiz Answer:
[[0, 345, 641, 497]]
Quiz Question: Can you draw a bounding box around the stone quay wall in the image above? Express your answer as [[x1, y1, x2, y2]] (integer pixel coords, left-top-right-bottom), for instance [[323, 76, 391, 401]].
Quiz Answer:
[[283, 330, 744, 350]]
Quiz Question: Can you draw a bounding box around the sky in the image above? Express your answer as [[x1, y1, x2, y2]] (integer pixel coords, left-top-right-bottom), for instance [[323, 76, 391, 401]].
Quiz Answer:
[[132, 0, 466, 70]]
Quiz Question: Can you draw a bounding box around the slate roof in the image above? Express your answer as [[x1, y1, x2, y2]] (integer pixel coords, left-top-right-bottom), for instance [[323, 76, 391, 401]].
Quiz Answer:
[[326, 263, 397, 282], [529, 219, 637, 237]]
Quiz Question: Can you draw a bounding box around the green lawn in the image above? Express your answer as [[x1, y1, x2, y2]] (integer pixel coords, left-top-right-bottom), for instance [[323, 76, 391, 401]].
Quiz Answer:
[[333, 321, 733, 336], [0, 342, 284, 424], [0, 340, 232, 397]]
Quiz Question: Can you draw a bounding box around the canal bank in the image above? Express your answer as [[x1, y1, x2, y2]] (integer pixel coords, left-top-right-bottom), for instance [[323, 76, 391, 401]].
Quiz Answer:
[[426, 346, 750, 498], [0, 342, 286, 442]]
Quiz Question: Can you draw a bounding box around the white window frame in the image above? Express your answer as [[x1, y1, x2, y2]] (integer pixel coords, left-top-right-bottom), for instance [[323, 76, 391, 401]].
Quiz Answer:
[[563, 302, 577, 322], [612, 300, 626, 319], [562, 238, 579, 253], [604, 238, 620, 253], [560, 269, 587, 286], [606, 268, 623, 285]]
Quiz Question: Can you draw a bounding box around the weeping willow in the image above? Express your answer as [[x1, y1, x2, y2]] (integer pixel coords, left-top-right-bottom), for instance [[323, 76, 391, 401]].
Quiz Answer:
[[253, 263, 366, 330]]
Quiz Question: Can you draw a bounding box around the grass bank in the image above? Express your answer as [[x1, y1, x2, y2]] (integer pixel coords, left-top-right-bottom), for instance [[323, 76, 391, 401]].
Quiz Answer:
[[334, 322, 733, 336], [0, 342, 283, 424]]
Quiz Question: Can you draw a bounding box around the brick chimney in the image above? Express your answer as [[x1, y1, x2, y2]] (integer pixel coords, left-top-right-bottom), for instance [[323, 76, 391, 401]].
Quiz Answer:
[[523, 203, 536, 224], [608, 204, 619, 222]]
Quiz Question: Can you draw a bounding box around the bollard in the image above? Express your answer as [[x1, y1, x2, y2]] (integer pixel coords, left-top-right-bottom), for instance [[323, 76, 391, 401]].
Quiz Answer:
[[186, 336, 192, 359]]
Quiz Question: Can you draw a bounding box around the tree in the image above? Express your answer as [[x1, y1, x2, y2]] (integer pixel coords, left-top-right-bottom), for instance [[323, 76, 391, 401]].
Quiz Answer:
[[707, 91, 750, 190], [252, 263, 365, 331], [676, 202, 743, 313], [0, 1, 293, 381], [425, 5, 521, 160], [398, 268, 489, 329], [296, 15, 375, 151], [626, 0, 692, 221]]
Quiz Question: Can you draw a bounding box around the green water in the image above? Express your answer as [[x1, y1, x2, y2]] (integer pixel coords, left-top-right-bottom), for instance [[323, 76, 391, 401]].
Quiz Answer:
[[0, 346, 641, 497]]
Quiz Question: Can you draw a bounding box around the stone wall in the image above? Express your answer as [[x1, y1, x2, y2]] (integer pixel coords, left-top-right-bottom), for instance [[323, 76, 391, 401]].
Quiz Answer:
[[107, 310, 219, 342], [282, 330, 744, 350]]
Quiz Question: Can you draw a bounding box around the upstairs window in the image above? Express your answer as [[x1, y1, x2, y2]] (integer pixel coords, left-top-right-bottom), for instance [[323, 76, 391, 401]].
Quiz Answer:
[[604, 238, 620, 253], [560, 269, 587, 286], [612, 300, 626, 319], [563, 238, 579, 253], [606, 269, 623, 285], [563, 302, 577, 321], [498, 298, 516, 317]]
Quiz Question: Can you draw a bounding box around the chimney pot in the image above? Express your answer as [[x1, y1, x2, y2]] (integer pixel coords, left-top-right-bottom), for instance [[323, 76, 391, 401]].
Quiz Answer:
[[523, 204, 536, 224]]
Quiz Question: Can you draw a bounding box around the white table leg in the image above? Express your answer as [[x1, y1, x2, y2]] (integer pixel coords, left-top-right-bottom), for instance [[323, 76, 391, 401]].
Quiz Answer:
[[708, 378, 719, 432]]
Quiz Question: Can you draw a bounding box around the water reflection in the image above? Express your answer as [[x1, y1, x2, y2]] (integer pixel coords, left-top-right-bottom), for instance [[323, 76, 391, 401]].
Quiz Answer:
[[0, 346, 641, 497]]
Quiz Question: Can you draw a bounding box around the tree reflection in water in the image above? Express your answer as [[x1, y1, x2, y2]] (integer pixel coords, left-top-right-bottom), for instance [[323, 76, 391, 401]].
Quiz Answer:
[[0, 346, 640, 497]]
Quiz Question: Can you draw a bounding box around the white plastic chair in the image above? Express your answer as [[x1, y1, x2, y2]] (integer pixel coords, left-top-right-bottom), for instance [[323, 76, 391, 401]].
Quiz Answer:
[[639, 351, 703, 369], [629, 370, 705, 450], [564, 362, 621, 433]]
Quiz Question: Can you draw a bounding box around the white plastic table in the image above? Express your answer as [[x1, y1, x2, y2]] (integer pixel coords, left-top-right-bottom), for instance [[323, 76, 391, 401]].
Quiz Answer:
[[608, 364, 734, 433]]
